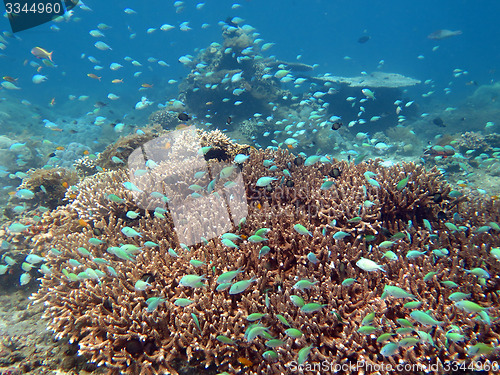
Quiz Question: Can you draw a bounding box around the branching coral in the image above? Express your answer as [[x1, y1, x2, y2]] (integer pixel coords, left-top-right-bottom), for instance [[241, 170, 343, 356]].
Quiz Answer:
[[30, 129, 500, 375]]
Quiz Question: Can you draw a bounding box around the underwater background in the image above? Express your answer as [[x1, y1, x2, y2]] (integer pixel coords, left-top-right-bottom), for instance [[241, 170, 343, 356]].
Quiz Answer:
[[0, 0, 500, 374]]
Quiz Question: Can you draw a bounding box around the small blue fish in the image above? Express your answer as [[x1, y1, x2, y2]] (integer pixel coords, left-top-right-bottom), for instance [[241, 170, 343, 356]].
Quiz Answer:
[[229, 277, 256, 294], [307, 252, 319, 264], [122, 181, 143, 192], [126, 211, 140, 219], [121, 227, 142, 237], [332, 231, 350, 240], [256, 177, 277, 187], [293, 224, 312, 236]]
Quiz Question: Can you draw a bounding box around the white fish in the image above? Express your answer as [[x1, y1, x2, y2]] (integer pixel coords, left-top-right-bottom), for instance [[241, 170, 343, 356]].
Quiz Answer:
[[108, 93, 120, 100], [160, 24, 174, 31], [32, 74, 47, 84], [1, 81, 20, 90], [179, 55, 192, 64], [356, 257, 385, 272], [94, 41, 112, 51], [124, 8, 136, 14], [89, 29, 104, 38], [110, 62, 123, 70]]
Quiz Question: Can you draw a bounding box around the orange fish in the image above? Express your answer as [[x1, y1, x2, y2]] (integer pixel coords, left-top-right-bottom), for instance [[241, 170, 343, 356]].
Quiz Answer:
[[83, 150, 89, 155], [62, 181, 69, 188], [141, 83, 153, 88], [112, 79, 123, 84], [49, 97, 56, 106], [69, 194, 77, 199], [237, 357, 253, 367], [31, 47, 53, 62], [2, 76, 17, 83], [287, 144, 294, 149], [240, 234, 247, 240], [49, 127, 63, 132], [205, 101, 213, 105], [257, 203, 262, 210], [164, 142, 171, 149], [78, 218, 89, 227], [56, 146, 65, 150], [87, 73, 101, 81]]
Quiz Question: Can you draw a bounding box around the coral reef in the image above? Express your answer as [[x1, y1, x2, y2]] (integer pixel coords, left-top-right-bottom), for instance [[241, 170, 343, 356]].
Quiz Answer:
[[73, 156, 100, 179], [17, 167, 78, 209], [96, 125, 165, 171], [148, 109, 180, 130], [28, 128, 500, 374]]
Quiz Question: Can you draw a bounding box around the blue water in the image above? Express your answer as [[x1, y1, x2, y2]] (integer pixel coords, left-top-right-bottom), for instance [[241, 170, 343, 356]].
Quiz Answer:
[[0, 0, 499, 176], [1, 0, 498, 111]]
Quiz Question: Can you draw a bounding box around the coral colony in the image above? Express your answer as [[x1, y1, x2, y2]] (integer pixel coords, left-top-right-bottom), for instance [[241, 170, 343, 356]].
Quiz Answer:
[[1, 126, 493, 374]]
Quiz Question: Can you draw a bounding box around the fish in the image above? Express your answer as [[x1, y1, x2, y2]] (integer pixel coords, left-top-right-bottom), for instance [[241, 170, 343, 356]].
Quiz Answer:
[[410, 310, 443, 326], [256, 177, 277, 187], [361, 88, 375, 100], [293, 224, 312, 236], [427, 29, 462, 40], [31, 47, 53, 61], [94, 41, 112, 51], [358, 35, 371, 43], [121, 227, 142, 237], [87, 73, 101, 81], [229, 277, 256, 294], [432, 117, 446, 127], [356, 257, 385, 272], [179, 274, 206, 288], [381, 285, 416, 299]]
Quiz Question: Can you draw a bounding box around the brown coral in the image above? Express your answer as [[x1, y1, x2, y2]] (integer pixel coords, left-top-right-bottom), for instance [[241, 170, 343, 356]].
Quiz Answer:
[[19, 167, 78, 209], [30, 130, 500, 375]]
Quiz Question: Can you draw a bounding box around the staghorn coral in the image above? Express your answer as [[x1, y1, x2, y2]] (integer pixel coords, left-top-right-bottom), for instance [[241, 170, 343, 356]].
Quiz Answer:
[[196, 128, 250, 161], [30, 130, 500, 375], [74, 156, 99, 179]]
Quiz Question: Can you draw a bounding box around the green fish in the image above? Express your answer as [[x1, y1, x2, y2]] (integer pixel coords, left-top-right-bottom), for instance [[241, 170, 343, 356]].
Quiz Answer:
[[121, 227, 142, 238], [179, 274, 205, 288], [256, 176, 277, 187], [174, 298, 193, 307], [276, 314, 290, 327], [293, 279, 318, 291], [290, 295, 305, 307], [397, 337, 419, 348], [248, 235, 267, 243], [262, 350, 278, 360], [247, 313, 266, 321], [216, 335, 234, 345], [361, 312, 375, 326], [379, 241, 394, 249], [410, 310, 443, 326], [454, 300, 486, 314], [229, 277, 256, 294], [341, 278, 357, 286], [107, 194, 125, 203], [297, 345, 313, 365], [216, 268, 243, 284], [396, 177, 409, 191], [357, 326, 379, 334], [380, 342, 398, 357], [300, 303, 326, 313], [376, 333, 394, 343], [265, 339, 285, 348], [284, 328, 303, 339], [146, 297, 165, 312]]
